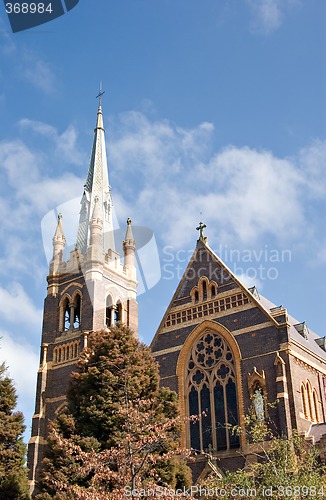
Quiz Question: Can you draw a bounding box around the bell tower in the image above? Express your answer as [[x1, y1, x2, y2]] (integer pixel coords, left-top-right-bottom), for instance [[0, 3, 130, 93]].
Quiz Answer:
[[27, 98, 138, 495]]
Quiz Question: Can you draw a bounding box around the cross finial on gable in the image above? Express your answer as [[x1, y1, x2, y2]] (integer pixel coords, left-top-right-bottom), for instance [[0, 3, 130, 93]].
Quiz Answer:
[[196, 221, 207, 242]]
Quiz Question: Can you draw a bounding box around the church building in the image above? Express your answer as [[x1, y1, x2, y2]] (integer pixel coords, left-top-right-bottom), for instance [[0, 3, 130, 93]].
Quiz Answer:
[[28, 99, 326, 494], [150, 227, 326, 479]]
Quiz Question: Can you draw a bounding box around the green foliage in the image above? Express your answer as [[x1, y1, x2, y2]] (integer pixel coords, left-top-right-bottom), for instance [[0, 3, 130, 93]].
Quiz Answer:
[[67, 325, 160, 448], [37, 327, 191, 498], [201, 406, 326, 499], [0, 362, 30, 499]]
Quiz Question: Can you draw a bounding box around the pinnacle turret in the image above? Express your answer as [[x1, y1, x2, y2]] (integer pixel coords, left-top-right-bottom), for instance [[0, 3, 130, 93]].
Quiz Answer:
[[89, 195, 103, 248], [51, 213, 66, 273], [123, 218, 136, 268]]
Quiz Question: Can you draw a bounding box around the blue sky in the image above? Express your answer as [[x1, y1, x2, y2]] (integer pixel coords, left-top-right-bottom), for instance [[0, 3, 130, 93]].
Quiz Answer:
[[0, 0, 325, 442]]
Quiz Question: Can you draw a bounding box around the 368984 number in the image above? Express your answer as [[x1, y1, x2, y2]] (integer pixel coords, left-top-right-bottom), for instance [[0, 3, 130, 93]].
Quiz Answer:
[[5, 3, 53, 14]]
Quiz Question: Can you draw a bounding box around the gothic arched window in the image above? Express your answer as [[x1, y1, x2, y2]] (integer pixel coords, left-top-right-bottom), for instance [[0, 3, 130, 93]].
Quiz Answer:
[[301, 383, 308, 419], [73, 294, 81, 329], [301, 381, 319, 423], [106, 296, 112, 327], [63, 298, 70, 331], [115, 301, 123, 325], [312, 389, 319, 423], [186, 331, 240, 452], [202, 281, 207, 301]]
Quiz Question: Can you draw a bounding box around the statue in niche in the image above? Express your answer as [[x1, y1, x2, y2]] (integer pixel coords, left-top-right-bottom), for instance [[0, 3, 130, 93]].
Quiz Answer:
[[253, 385, 265, 421]]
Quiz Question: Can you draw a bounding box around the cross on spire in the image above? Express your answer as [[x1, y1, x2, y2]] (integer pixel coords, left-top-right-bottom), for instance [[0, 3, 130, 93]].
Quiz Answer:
[[96, 82, 105, 107], [196, 221, 207, 241]]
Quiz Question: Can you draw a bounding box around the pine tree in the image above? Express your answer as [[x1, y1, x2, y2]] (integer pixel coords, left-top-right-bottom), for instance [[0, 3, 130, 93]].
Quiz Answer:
[[37, 326, 192, 498], [0, 362, 30, 499]]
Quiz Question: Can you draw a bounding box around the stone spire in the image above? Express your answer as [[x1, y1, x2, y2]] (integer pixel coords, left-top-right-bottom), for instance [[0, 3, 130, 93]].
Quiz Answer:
[[76, 98, 115, 256], [123, 217, 136, 268], [51, 213, 65, 272]]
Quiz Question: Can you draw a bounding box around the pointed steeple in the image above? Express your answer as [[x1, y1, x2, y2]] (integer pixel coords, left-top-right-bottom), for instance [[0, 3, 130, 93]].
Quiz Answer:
[[123, 218, 136, 268], [51, 213, 66, 273], [76, 95, 115, 256]]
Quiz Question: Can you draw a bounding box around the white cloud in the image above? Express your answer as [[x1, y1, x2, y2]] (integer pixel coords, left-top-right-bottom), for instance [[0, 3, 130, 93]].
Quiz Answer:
[[0, 334, 39, 399], [0, 282, 42, 331], [109, 111, 214, 185], [0, 332, 39, 439], [0, 139, 40, 188], [0, 27, 57, 95], [0, 110, 325, 277], [19, 119, 84, 165], [108, 111, 323, 249], [20, 50, 57, 94], [298, 139, 326, 197], [234, 272, 263, 291], [0, 133, 83, 278], [246, 0, 301, 35]]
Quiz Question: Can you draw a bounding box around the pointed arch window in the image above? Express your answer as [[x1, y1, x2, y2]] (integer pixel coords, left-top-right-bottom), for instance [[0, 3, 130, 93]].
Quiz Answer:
[[105, 297, 123, 327], [202, 281, 207, 301], [106, 296, 112, 327], [312, 390, 319, 423], [63, 298, 70, 331], [186, 331, 240, 453], [301, 381, 320, 423], [73, 294, 81, 329], [301, 383, 308, 420], [115, 301, 122, 325]]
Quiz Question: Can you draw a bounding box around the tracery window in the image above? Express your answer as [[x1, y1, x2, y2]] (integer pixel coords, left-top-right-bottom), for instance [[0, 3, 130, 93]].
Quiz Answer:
[[61, 293, 82, 332], [186, 331, 239, 452]]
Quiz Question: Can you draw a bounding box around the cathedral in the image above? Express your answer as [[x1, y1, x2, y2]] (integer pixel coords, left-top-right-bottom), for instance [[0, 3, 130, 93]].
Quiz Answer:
[[27, 100, 326, 494]]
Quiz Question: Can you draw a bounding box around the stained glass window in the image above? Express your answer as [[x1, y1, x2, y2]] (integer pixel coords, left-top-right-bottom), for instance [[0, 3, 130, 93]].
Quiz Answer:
[[186, 331, 239, 452]]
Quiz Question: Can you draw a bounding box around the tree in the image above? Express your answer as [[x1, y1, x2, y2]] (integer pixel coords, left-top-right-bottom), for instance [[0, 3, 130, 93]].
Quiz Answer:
[[201, 406, 326, 499], [37, 326, 192, 498], [0, 362, 30, 499]]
